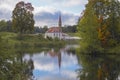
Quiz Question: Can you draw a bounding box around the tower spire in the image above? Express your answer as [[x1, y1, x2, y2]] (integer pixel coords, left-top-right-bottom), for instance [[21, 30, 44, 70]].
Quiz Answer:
[[58, 13, 62, 27], [58, 13, 62, 32]]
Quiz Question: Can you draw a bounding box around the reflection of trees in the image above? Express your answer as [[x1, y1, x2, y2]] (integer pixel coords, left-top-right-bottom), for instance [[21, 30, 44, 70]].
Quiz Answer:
[[66, 48, 76, 55], [0, 40, 34, 80], [77, 53, 120, 80]]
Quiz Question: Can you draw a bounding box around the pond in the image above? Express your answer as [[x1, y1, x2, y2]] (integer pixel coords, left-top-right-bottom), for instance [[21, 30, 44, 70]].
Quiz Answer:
[[0, 44, 120, 80], [24, 45, 80, 80]]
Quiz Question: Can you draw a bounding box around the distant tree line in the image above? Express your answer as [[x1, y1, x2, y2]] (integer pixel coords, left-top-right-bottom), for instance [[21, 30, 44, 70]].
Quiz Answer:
[[0, 20, 13, 32], [34, 26, 48, 33], [62, 25, 77, 33], [34, 25, 77, 33], [0, 21, 77, 33], [0, 20, 49, 33]]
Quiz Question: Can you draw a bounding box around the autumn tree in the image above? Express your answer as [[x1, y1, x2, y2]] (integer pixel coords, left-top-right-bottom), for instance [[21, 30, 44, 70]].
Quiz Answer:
[[92, 0, 120, 47], [78, 0, 120, 53], [12, 1, 34, 34]]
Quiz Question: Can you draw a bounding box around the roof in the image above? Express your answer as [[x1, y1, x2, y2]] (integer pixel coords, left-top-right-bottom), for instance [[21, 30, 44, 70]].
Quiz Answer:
[[46, 27, 62, 33]]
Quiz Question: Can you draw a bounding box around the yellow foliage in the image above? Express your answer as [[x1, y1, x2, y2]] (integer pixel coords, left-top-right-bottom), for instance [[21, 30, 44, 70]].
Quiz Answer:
[[98, 68, 103, 80], [98, 21, 110, 47]]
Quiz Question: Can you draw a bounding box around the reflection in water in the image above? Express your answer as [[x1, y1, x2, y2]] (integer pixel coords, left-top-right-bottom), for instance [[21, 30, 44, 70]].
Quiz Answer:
[[1, 42, 120, 80], [0, 47, 34, 80], [77, 53, 120, 80], [24, 45, 80, 80], [48, 49, 61, 69]]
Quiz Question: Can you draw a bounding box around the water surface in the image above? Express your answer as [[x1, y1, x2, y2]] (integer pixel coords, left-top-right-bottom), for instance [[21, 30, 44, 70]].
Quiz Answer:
[[0, 44, 120, 80], [24, 45, 80, 80]]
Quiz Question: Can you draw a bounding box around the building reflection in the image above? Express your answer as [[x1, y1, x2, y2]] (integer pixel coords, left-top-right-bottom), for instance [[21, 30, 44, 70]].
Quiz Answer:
[[47, 45, 77, 70], [48, 49, 61, 69], [23, 45, 79, 80]]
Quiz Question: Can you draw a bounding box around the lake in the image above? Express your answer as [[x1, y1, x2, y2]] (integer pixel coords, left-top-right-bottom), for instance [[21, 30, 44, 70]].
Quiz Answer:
[[24, 45, 80, 80], [0, 44, 120, 80]]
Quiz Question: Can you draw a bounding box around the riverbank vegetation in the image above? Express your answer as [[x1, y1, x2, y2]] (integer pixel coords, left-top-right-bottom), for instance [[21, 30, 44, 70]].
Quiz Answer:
[[0, 32, 65, 49], [77, 0, 120, 54]]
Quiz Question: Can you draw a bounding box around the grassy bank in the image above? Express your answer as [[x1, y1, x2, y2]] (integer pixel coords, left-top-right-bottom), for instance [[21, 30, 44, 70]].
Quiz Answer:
[[0, 32, 65, 49]]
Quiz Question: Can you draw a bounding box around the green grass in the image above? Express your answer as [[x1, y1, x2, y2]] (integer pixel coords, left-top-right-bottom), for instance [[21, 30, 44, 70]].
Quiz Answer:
[[67, 33, 79, 36], [0, 32, 65, 49]]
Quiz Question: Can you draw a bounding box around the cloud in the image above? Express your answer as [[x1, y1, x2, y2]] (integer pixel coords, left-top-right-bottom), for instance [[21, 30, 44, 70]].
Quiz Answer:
[[35, 70, 78, 80], [60, 70, 78, 80], [35, 0, 87, 7], [57, 0, 87, 7], [34, 9, 79, 27], [61, 52, 78, 67], [25, 52, 59, 71], [23, 49, 80, 80], [0, 0, 29, 20], [0, 9, 11, 20], [0, 0, 82, 27], [0, 0, 28, 11], [68, 0, 87, 6], [36, 73, 78, 80]]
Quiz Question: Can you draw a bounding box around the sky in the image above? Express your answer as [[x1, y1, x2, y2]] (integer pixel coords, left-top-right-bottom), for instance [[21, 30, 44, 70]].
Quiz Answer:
[[0, 0, 88, 27], [24, 49, 81, 80]]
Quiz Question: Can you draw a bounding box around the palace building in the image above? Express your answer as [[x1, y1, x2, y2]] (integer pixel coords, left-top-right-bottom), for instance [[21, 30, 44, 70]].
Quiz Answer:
[[45, 14, 63, 39], [45, 14, 80, 40]]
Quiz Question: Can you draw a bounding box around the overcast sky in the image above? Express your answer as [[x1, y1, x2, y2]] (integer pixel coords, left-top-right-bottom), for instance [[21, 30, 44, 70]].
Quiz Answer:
[[0, 0, 88, 27]]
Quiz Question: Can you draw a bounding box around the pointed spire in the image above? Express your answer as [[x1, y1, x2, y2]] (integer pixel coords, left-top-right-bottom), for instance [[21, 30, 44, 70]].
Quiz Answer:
[[58, 13, 62, 32], [58, 13, 62, 27]]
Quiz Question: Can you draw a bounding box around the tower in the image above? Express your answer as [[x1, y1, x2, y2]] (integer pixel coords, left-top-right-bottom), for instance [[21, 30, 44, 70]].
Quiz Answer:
[[58, 14, 62, 32]]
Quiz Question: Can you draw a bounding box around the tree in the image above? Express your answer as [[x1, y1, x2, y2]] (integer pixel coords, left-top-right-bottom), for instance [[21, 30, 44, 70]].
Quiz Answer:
[[0, 20, 13, 32], [77, 0, 102, 53], [0, 43, 34, 80], [6, 20, 12, 32], [12, 1, 34, 34], [34, 26, 48, 33], [0, 20, 7, 32], [43, 25, 48, 33], [92, 0, 120, 47], [62, 25, 77, 33], [77, 0, 120, 53]]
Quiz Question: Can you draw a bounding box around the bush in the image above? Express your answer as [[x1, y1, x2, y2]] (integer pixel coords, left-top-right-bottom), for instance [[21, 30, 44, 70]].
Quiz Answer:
[[46, 36, 53, 41]]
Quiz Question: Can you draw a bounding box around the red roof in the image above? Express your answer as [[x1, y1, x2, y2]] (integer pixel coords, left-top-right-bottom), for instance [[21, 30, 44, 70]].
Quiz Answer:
[[46, 27, 62, 33]]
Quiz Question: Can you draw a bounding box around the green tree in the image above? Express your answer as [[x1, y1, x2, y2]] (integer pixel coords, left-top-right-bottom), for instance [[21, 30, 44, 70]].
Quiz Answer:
[[0, 20, 13, 32], [0, 20, 7, 32], [43, 25, 48, 33], [0, 44, 34, 80], [77, 0, 102, 53], [12, 1, 34, 34], [62, 25, 77, 33], [92, 0, 120, 47]]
